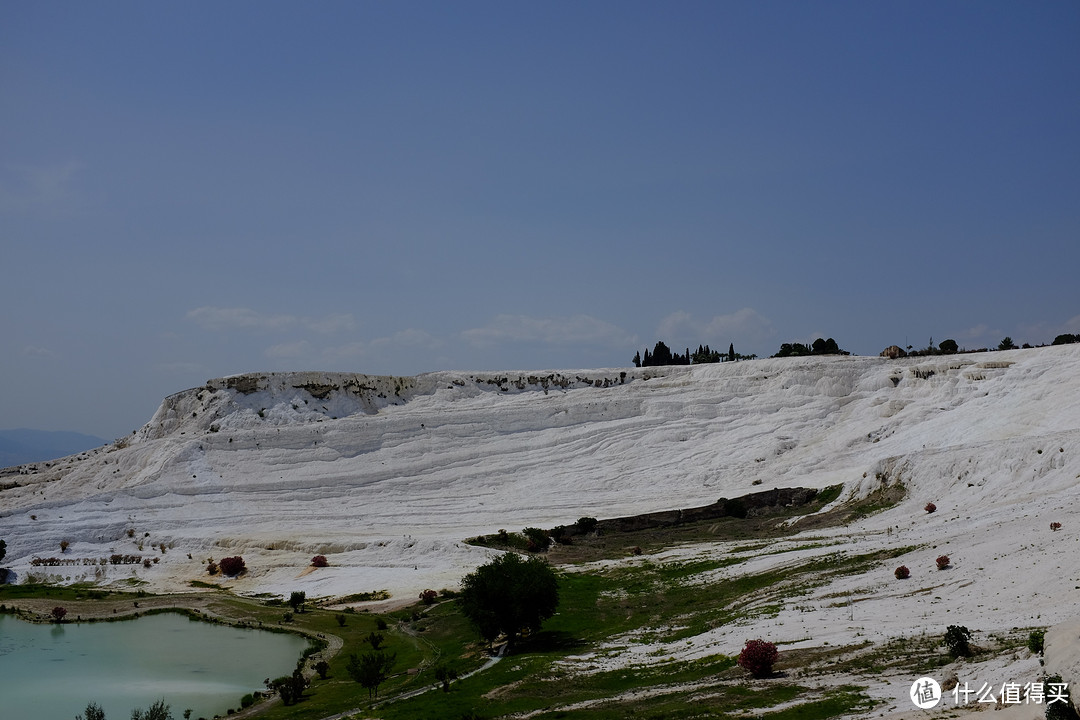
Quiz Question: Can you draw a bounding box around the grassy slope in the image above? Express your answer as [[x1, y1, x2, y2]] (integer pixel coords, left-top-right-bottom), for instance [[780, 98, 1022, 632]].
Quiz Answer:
[[0, 486, 1041, 720]]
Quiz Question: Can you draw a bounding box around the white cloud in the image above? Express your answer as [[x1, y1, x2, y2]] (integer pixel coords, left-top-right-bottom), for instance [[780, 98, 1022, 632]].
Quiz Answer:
[[307, 314, 357, 334], [656, 308, 775, 348], [368, 329, 442, 350], [323, 330, 442, 362], [186, 307, 356, 334], [959, 324, 994, 341], [154, 361, 205, 375], [188, 307, 298, 332], [21, 345, 56, 358], [462, 314, 636, 349], [265, 341, 312, 359], [1014, 313, 1080, 346], [0, 161, 84, 213], [258, 330, 444, 369]]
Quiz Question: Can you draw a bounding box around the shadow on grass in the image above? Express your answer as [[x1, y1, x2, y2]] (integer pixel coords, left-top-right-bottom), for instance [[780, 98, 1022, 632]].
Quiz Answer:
[[517, 629, 587, 654]]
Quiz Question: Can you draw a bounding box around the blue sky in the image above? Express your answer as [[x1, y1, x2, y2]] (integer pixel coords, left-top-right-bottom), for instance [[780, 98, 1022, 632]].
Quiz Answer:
[[2, 1, 1078, 439]]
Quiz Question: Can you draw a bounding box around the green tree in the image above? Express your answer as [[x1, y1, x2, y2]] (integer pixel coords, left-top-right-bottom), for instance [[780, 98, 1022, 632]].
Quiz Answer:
[[288, 591, 306, 613], [651, 341, 673, 366], [434, 664, 458, 692], [998, 337, 1017, 351], [347, 650, 396, 698], [130, 699, 173, 720], [774, 342, 810, 357], [76, 703, 106, 720], [728, 343, 736, 362], [269, 668, 307, 705], [457, 552, 559, 650], [939, 338, 958, 354], [632, 350, 641, 367], [812, 337, 844, 355]]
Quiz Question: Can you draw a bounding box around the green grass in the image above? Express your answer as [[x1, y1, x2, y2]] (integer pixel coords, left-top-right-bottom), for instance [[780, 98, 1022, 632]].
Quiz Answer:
[[0, 478, 925, 720], [0, 582, 136, 602], [368, 545, 905, 720]]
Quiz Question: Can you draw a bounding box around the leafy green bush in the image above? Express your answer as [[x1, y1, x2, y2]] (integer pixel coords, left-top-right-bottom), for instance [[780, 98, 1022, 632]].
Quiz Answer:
[[943, 625, 972, 657], [575, 517, 598, 534], [523, 527, 550, 552], [1028, 629, 1045, 655], [1044, 674, 1078, 720]]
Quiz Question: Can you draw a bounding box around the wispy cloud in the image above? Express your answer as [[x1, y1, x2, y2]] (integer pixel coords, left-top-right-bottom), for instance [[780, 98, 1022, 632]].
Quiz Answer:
[[656, 308, 775, 348], [369, 328, 442, 350], [263, 330, 443, 368], [324, 330, 443, 360], [959, 324, 993, 340], [1016, 313, 1080, 346], [186, 307, 355, 334], [154, 361, 205, 375], [21, 345, 56, 358], [0, 161, 84, 213], [462, 314, 636, 349], [265, 340, 312, 359], [307, 314, 357, 334]]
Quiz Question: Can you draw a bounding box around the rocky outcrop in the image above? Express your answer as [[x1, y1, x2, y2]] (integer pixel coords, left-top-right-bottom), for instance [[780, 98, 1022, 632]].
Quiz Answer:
[[880, 345, 907, 359], [584, 487, 821, 535]]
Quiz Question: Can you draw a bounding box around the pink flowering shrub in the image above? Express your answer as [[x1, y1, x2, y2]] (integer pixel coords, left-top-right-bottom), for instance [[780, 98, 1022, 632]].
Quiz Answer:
[[737, 639, 779, 678], [218, 555, 246, 577], [895, 565, 910, 579]]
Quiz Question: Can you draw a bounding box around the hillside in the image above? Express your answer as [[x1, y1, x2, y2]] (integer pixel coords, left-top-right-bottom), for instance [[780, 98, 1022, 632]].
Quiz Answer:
[[2, 347, 1079, 715]]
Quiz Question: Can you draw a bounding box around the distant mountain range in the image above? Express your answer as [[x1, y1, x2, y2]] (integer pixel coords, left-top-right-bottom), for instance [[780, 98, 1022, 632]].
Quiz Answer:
[[0, 428, 107, 468]]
